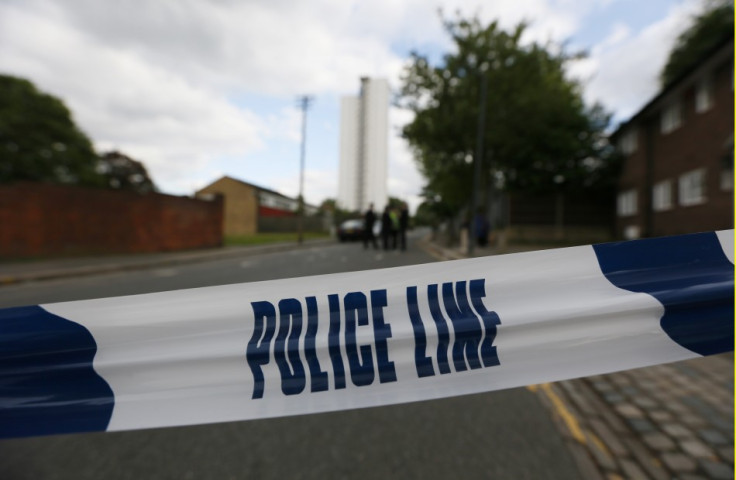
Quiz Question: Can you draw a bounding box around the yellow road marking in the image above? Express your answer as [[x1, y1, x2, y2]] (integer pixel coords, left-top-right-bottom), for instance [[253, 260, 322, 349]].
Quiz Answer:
[[588, 431, 610, 456], [538, 383, 587, 444], [527, 382, 611, 458]]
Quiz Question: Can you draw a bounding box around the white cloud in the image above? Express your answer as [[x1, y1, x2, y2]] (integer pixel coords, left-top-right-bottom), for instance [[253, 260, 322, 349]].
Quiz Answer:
[[0, 0, 695, 206], [271, 169, 337, 207], [0, 0, 416, 197], [387, 107, 424, 212], [0, 0, 267, 190], [263, 107, 302, 144], [599, 22, 632, 50], [41, 0, 403, 96], [568, 0, 701, 122]]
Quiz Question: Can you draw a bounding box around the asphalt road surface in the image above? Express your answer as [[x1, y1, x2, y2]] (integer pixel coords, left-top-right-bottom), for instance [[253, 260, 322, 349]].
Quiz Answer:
[[0, 233, 582, 480]]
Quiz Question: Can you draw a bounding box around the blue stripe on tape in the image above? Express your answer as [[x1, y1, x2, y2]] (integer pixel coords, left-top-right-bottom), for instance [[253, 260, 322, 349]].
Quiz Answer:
[[593, 232, 734, 356], [0, 305, 114, 438]]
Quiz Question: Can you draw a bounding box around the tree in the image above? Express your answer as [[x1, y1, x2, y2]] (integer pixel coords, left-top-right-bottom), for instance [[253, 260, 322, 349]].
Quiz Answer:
[[319, 197, 357, 226], [661, 0, 734, 87], [319, 198, 337, 212], [399, 15, 617, 218], [0, 74, 102, 186], [413, 201, 436, 227], [414, 188, 455, 227], [98, 151, 157, 193], [387, 196, 406, 209]]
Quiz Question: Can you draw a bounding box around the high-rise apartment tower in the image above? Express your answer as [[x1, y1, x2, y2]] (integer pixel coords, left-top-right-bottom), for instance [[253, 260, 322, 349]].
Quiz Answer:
[[337, 77, 389, 212]]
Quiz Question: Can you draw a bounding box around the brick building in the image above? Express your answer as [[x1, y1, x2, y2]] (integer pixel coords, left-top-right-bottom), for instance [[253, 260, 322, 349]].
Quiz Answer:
[[196, 176, 320, 236], [611, 37, 733, 240]]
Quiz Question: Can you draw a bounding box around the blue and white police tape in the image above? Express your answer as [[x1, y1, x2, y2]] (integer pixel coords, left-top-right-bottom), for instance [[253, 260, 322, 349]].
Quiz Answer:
[[1, 230, 733, 439]]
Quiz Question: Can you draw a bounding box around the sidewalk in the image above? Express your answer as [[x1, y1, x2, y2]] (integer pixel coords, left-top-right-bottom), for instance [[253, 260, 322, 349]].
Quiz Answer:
[[423, 236, 734, 480], [0, 238, 333, 286], [548, 354, 734, 480]]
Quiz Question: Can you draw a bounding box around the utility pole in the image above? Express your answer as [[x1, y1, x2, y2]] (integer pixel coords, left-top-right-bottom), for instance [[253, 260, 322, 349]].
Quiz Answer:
[[469, 70, 488, 257], [297, 95, 313, 244]]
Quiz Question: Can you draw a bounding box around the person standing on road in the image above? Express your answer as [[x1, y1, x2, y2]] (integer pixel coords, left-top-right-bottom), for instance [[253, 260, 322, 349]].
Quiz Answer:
[[389, 206, 400, 250], [381, 206, 392, 251], [398, 202, 409, 251], [474, 208, 490, 247], [363, 203, 378, 250]]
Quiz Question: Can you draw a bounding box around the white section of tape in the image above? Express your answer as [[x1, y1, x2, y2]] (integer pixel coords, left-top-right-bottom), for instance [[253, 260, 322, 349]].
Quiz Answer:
[[717, 230, 734, 263], [43, 242, 701, 433]]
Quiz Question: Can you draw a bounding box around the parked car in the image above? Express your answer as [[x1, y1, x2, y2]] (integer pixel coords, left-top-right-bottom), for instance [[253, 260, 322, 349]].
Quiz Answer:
[[337, 219, 364, 242]]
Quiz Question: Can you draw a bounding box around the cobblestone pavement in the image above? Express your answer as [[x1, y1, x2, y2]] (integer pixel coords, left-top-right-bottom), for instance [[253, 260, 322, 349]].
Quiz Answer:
[[530, 353, 734, 480], [420, 236, 734, 479]]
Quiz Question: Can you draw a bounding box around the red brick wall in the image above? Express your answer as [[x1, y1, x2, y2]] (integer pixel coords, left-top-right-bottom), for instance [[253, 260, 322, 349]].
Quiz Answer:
[[258, 205, 296, 217], [649, 61, 734, 237], [0, 182, 223, 258]]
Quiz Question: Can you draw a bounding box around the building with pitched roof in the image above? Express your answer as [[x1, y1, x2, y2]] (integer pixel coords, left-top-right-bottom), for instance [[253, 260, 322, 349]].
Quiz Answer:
[[196, 176, 319, 236]]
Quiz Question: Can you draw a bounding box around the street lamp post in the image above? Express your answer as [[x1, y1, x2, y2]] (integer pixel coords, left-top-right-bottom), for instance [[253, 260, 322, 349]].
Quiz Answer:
[[297, 95, 313, 244], [469, 69, 488, 257]]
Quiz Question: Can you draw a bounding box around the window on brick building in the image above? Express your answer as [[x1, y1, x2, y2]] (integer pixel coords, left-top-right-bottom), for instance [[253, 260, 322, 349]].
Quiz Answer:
[[617, 189, 637, 216], [721, 170, 733, 191], [695, 77, 714, 113], [660, 101, 682, 134], [618, 128, 638, 155], [652, 180, 673, 211], [623, 225, 640, 240], [721, 148, 733, 191], [678, 169, 706, 206]]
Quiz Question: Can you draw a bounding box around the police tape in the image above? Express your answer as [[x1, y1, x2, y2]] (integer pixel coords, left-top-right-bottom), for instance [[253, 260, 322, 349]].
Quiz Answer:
[[0, 230, 733, 439]]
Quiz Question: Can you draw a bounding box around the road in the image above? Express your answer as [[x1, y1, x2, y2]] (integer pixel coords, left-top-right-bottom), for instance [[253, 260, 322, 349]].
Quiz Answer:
[[0, 234, 582, 480]]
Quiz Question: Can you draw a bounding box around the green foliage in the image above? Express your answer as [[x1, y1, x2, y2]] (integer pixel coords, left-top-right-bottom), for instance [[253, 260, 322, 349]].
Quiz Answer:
[[0, 74, 103, 186], [319, 198, 337, 212], [414, 200, 444, 227], [399, 15, 618, 217], [319, 197, 359, 226], [661, 0, 734, 87], [387, 196, 406, 209], [98, 150, 157, 193]]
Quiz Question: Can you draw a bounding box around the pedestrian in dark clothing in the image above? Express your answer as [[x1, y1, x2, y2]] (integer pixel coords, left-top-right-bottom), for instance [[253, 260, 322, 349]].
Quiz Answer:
[[389, 207, 399, 249], [474, 210, 489, 247], [381, 206, 392, 251], [398, 203, 409, 251], [363, 203, 378, 249]]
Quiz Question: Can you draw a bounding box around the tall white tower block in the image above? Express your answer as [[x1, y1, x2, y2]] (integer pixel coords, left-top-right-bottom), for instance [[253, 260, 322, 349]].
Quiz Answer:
[[338, 77, 389, 212]]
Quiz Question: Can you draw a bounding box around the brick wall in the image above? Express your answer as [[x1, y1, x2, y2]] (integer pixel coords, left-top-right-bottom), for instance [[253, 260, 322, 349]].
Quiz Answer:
[[0, 182, 223, 258]]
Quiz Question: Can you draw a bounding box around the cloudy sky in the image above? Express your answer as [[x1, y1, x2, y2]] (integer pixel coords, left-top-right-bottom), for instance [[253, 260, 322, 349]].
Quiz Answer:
[[0, 0, 704, 210]]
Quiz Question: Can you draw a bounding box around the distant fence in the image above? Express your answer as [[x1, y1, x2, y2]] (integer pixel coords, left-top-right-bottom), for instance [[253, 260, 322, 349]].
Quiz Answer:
[[508, 193, 613, 226], [506, 193, 614, 243], [258, 215, 326, 233], [0, 182, 223, 258]]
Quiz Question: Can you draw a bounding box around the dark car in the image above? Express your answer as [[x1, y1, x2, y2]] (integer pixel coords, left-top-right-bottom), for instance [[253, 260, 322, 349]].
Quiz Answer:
[[337, 219, 364, 242]]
